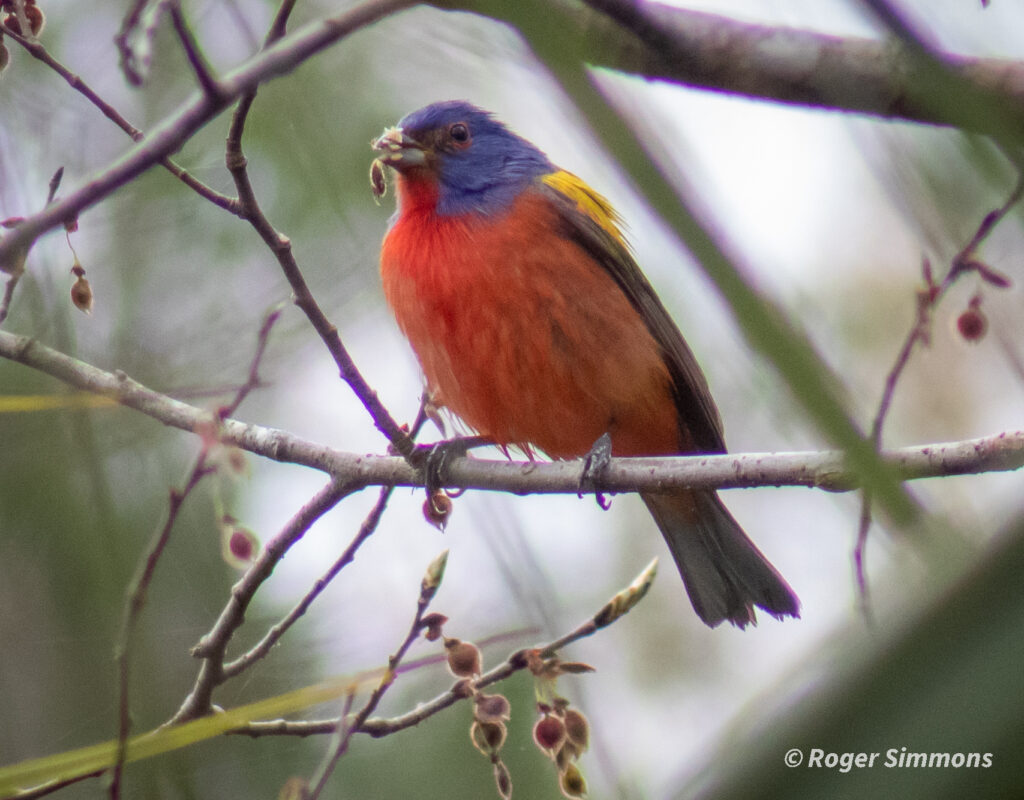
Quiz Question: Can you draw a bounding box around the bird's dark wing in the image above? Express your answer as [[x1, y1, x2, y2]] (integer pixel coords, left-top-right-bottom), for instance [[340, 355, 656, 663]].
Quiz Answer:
[[536, 171, 727, 454]]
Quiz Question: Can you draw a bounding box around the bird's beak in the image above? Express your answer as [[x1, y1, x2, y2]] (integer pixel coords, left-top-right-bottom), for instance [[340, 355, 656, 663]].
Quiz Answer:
[[372, 126, 427, 170]]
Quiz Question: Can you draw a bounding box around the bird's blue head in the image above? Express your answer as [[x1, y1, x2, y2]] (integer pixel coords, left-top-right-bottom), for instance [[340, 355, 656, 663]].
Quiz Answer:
[[372, 101, 553, 217]]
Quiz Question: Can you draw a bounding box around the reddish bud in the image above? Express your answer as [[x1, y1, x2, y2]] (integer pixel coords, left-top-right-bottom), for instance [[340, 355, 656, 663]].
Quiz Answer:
[[956, 307, 987, 342], [221, 517, 259, 568], [445, 638, 482, 678], [533, 714, 566, 754], [3, 5, 43, 36], [423, 490, 452, 530]]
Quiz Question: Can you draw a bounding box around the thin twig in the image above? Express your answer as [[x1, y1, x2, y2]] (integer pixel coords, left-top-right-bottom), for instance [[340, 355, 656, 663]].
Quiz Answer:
[[0, 276, 18, 327], [1, 21, 238, 212], [167, 1, 223, 100], [219, 1, 413, 459], [856, 169, 1024, 611], [109, 459, 215, 800], [306, 551, 448, 799], [109, 308, 283, 798], [0, 0, 413, 268], [168, 478, 353, 725], [222, 484, 394, 679], [219, 303, 283, 420]]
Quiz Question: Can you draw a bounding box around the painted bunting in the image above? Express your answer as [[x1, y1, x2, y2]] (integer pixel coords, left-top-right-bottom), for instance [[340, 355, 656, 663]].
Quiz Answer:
[[372, 101, 798, 628]]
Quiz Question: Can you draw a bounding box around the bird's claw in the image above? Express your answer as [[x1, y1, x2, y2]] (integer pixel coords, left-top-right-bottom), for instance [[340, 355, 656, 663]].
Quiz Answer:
[[578, 432, 613, 510], [414, 435, 491, 496]]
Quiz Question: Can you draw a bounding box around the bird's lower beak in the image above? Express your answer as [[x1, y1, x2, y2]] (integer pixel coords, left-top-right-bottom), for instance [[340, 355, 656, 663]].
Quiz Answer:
[[372, 127, 427, 169]]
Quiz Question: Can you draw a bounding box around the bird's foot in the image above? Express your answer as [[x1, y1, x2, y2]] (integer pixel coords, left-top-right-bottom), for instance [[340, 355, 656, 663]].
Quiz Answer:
[[578, 432, 613, 510], [413, 435, 492, 496]]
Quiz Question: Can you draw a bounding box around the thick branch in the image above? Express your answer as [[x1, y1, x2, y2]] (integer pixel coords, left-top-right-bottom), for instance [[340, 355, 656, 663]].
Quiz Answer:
[[2, 329, 1021, 495], [572, 0, 1024, 133]]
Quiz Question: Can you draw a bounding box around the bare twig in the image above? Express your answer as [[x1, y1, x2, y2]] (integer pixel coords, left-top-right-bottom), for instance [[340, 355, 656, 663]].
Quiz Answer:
[[221, 484, 394, 679], [169, 478, 353, 725], [109, 307, 283, 797], [167, 1, 222, 100], [0, 23, 237, 212], [307, 550, 449, 799], [856, 170, 1024, 611], [114, 0, 164, 85], [574, 0, 1024, 135], [219, 0, 413, 459], [0, 0, 413, 268], [2, 327, 1023, 495], [0, 277, 18, 327], [218, 303, 283, 420], [109, 459, 215, 800]]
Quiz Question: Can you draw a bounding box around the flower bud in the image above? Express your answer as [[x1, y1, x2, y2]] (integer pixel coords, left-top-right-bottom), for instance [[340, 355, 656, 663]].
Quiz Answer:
[[956, 307, 987, 342], [420, 611, 448, 641], [221, 517, 259, 568]]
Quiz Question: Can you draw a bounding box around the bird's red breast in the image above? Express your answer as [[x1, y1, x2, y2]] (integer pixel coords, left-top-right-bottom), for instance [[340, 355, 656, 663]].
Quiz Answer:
[[381, 172, 681, 459]]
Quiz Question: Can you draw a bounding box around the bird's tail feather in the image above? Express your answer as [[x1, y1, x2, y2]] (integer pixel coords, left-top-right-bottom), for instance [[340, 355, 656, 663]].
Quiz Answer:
[[642, 490, 799, 628]]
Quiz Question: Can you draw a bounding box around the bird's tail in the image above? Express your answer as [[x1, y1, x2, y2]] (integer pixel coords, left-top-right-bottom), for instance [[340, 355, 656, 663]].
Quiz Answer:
[[642, 489, 799, 628]]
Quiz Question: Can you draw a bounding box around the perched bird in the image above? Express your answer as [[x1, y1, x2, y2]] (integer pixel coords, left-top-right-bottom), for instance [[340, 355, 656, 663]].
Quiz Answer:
[[372, 100, 799, 628]]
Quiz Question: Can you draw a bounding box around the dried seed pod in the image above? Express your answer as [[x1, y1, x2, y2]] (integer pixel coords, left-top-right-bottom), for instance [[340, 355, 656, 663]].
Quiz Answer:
[[369, 158, 387, 202]]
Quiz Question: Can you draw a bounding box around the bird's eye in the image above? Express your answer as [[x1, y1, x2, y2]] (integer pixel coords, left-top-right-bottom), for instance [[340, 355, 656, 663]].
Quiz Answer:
[[448, 122, 470, 145]]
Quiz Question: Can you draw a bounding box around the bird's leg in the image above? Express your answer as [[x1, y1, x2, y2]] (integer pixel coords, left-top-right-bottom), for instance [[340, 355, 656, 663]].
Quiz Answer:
[[578, 432, 613, 510]]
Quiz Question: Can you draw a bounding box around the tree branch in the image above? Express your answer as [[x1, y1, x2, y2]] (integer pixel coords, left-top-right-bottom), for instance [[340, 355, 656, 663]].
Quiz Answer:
[[0, 0, 414, 267], [236, 559, 657, 743], [220, 485, 393, 680], [573, 0, 1024, 134], [2, 329, 1021, 497]]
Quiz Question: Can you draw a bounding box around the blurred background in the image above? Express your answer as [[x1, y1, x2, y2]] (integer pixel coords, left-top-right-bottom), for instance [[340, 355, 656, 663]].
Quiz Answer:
[[1, 0, 1023, 797]]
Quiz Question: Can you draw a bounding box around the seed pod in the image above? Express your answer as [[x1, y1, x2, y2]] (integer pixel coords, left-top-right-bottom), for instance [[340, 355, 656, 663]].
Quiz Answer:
[[369, 158, 387, 202], [445, 638, 482, 678]]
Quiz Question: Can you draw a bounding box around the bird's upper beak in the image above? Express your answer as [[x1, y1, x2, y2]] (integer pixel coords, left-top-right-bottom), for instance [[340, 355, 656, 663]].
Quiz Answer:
[[372, 126, 427, 171]]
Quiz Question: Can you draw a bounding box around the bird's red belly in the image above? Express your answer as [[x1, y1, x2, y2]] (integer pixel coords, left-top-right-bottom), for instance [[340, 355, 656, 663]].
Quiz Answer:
[[381, 191, 680, 458]]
